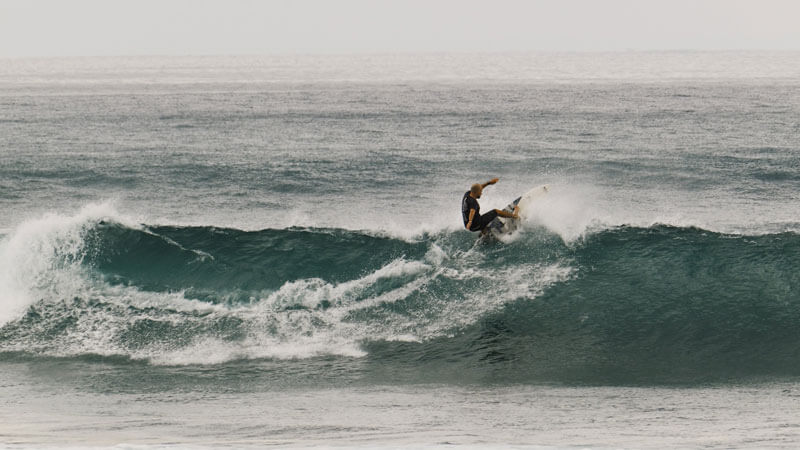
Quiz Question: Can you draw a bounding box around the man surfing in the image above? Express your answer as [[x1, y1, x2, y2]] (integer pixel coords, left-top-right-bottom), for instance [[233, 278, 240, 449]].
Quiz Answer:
[[462, 178, 519, 234]]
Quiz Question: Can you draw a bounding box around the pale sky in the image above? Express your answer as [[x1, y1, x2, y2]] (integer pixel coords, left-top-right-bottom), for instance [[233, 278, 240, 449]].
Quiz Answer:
[[1, 0, 799, 58]]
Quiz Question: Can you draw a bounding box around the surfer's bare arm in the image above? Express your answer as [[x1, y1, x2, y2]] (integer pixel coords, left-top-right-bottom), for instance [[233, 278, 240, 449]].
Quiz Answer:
[[466, 208, 476, 230], [481, 178, 499, 188]]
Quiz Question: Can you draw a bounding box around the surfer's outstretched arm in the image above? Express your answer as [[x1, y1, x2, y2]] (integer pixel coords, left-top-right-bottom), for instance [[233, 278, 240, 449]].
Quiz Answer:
[[481, 178, 499, 189]]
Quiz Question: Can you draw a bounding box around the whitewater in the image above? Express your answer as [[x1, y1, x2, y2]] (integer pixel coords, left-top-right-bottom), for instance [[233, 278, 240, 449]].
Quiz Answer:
[[1, 52, 800, 448]]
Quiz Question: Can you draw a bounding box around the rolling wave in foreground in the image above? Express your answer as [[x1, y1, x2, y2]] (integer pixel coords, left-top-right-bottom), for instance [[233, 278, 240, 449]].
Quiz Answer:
[[1, 202, 799, 384]]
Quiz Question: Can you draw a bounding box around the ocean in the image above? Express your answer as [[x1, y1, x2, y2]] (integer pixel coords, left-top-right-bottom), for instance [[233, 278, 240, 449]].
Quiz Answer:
[[1, 52, 800, 448]]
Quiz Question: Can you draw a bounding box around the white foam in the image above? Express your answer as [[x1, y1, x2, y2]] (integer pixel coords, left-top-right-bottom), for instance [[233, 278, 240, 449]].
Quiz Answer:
[[519, 184, 607, 243], [135, 253, 572, 365], [411, 263, 574, 339], [0, 201, 140, 326], [148, 334, 368, 366], [253, 258, 432, 312]]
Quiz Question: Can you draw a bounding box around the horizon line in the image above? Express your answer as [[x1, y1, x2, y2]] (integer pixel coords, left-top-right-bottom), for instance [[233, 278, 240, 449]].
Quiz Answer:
[[3, 48, 800, 60]]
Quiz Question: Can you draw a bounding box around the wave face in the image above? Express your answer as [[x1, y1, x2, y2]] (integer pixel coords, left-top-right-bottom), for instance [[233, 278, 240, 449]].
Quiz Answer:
[[85, 223, 430, 302], [376, 225, 800, 384], [2, 206, 800, 384]]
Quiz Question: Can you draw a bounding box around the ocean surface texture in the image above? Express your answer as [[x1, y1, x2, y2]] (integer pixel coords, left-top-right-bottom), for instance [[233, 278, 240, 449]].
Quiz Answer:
[[1, 52, 800, 448]]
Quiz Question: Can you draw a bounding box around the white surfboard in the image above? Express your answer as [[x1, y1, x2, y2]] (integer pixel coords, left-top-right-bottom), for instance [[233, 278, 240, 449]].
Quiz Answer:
[[485, 184, 549, 237]]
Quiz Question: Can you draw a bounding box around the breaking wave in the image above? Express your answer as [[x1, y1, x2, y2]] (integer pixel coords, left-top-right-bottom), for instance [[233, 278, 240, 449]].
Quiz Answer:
[[2, 203, 800, 384]]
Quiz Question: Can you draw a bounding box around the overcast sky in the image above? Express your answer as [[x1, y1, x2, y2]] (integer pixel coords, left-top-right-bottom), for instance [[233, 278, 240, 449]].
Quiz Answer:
[[1, 0, 799, 58]]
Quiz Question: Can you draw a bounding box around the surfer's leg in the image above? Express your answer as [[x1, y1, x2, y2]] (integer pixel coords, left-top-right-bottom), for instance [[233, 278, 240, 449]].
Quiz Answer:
[[495, 208, 516, 219], [477, 210, 499, 230]]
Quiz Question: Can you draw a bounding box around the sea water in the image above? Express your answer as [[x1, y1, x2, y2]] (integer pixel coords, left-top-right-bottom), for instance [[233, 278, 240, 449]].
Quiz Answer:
[[1, 52, 800, 448]]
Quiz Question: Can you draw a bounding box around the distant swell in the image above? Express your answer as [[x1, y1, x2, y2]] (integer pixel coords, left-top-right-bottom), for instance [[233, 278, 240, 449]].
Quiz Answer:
[[2, 207, 800, 384]]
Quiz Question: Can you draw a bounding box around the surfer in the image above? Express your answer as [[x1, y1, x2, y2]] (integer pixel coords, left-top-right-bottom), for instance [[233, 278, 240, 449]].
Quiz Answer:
[[462, 178, 518, 233]]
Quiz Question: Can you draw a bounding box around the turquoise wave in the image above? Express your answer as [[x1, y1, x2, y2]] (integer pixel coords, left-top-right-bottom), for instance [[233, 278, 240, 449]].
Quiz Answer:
[[84, 223, 430, 302], [370, 225, 800, 384], [2, 220, 800, 384]]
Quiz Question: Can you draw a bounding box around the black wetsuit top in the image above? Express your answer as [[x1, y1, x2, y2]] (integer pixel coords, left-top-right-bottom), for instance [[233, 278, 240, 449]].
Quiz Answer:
[[462, 191, 500, 232], [462, 192, 479, 228], [460, 191, 483, 232]]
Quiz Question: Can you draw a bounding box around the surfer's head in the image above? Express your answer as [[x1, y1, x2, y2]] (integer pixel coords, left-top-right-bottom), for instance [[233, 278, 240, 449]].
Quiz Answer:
[[470, 183, 482, 198]]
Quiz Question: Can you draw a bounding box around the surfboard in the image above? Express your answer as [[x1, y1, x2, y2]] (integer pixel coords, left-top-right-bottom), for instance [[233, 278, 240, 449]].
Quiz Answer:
[[485, 184, 549, 238]]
